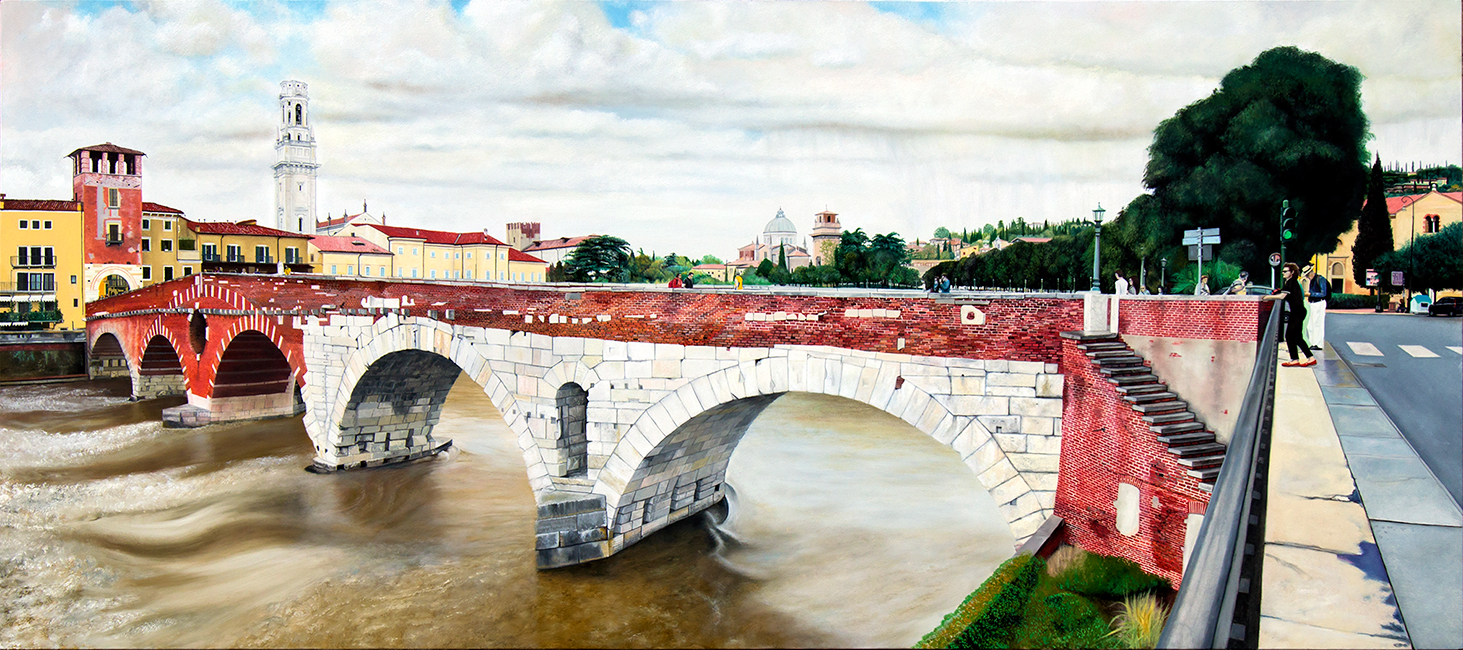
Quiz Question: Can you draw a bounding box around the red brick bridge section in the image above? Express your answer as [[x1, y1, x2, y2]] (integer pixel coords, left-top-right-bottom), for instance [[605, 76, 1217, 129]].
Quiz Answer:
[[86, 273, 1267, 581]]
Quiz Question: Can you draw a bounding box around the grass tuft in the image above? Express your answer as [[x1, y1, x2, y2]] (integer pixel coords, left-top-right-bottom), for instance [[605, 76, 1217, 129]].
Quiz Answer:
[[1108, 592, 1169, 649], [1045, 544, 1087, 578]]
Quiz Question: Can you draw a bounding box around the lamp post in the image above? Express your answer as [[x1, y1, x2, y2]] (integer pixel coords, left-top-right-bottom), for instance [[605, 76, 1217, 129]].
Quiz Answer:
[[1089, 203, 1106, 292], [1160, 257, 1167, 294]]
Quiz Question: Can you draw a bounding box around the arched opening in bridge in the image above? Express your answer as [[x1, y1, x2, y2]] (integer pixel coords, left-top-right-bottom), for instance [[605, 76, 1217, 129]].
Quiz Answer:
[[553, 383, 588, 477], [137, 335, 187, 400], [616, 392, 1017, 645], [334, 349, 461, 470], [209, 331, 298, 422], [89, 332, 129, 381], [189, 310, 207, 357], [102, 274, 130, 298]]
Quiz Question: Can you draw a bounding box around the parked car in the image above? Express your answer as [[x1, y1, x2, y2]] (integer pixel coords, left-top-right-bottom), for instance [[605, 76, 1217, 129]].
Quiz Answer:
[[1244, 285, 1275, 296], [1428, 296, 1461, 316]]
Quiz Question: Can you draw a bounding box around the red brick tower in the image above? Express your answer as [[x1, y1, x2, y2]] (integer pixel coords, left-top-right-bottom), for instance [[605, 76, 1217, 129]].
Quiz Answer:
[[70, 143, 146, 299]]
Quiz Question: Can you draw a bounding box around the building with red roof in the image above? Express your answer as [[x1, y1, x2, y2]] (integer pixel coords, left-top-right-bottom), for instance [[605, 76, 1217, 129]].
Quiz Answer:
[[308, 235, 393, 278], [337, 222, 547, 283], [1325, 189, 1462, 295], [179, 218, 313, 276], [525, 235, 597, 266]]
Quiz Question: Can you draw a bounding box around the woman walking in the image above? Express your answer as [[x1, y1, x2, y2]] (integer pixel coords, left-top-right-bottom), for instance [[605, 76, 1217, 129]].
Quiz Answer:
[[1264, 262, 1315, 367]]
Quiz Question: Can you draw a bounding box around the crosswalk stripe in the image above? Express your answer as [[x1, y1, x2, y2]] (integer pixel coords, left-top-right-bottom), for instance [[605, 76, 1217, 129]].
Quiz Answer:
[[1346, 341, 1384, 357], [1449, 346, 1462, 355], [1400, 345, 1440, 358]]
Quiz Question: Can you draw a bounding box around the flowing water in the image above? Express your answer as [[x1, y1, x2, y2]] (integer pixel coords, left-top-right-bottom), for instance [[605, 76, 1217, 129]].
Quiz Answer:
[[0, 376, 1015, 648]]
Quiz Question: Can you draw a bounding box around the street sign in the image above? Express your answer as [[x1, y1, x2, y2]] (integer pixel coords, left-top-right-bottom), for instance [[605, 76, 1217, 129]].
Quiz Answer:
[[1187, 244, 1213, 261], [1366, 269, 1378, 287], [1392, 271, 1405, 286], [1269, 253, 1281, 267], [1181, 228, 1222, 245]]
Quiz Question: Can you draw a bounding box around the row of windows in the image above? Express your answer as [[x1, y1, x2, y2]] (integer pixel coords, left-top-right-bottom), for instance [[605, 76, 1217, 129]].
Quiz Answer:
[[140, 218, 174, 231], [140, 238, 174, 252], [390, 246, 508, 261], [140, 266, 193, 281], [16, 219, 53, 230]]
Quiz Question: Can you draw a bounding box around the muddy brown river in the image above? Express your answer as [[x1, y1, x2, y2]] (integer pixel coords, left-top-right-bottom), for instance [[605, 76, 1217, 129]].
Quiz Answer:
[[0, 376, 1012, 647]]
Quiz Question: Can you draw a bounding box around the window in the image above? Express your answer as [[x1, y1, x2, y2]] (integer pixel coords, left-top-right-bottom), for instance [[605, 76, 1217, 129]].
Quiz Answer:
[[141, 238, 151, 252], [285, 247, 300, 264], [31, 220, 40, 229], [107, 223, 121, 244], [347, 265, 354, 275], [202, 243, 218, 260], [16, 246, 54, 267], [163, 221, 172, 231], [42, 221, 51, 230], [71, 275, 77, 284], [182, 267, 193, 276], [411, 269, 418, 278], [455, 252, 460, 259], [226, 244, 242, 262], [1425, 214, 1441, 234], [430, 270, 436, 279], [255, 245, 270, 263], [500, 252, 506, 260], [430, 251, 436, 258], [379, 267, 386, 276], [466, 270, 473, 279], [164, 267, 174, 281], [161, 240, 172, 252], [397, 268, 403, 277], [331, 265, 338, 275], [466, 252, 472, 259], [413, 247, 418, 255], [142, 218, 151, 230], [74, 299, 79, 307], [17, 220, 26, 229], [362, 266, 370, 276], [397, 246, 404, 254], [142, 266, 152, 280], [107, 188, 120, 208]]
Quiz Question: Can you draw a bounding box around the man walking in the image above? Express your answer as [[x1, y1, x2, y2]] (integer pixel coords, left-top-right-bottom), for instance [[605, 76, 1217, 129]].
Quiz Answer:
[[1303, 264, 1328, 351], [1114, 271, 1130, 296]]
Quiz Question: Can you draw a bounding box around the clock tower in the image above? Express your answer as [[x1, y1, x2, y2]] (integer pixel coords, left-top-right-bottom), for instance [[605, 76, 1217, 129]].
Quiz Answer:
[[273, 80, 319, 234]]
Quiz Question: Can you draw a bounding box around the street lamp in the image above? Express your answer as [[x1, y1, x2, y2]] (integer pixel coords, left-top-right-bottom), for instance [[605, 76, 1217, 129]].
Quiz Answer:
[[1090, 203, 1106, 292]]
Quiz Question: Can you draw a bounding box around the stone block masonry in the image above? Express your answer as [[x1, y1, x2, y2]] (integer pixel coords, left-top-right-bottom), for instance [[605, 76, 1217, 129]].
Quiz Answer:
[[536, 491, 610, 569]]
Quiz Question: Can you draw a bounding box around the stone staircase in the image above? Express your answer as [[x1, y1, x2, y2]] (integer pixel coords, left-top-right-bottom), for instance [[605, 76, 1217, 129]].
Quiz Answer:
[[1078, 333, 1225, 490]]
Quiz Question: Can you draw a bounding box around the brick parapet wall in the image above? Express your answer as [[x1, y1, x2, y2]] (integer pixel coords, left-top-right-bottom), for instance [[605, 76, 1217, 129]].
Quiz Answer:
[[1054, 337, 1211, 587], [1116, 296, 1266, 342]]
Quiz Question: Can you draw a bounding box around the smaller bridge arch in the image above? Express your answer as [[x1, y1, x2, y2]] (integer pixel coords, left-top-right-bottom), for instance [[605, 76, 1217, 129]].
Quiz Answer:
[[87, 330, 131, 382], [136, 334, 187, 400]]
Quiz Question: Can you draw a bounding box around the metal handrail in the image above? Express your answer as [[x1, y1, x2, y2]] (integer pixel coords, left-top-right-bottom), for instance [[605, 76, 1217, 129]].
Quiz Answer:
[[10, 256, 56, 268], [1159, 303, 1281, 648]]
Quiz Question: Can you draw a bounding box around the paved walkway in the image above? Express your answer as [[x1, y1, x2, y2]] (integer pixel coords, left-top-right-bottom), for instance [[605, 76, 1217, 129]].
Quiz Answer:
[[1260, 343, 1462, 649]]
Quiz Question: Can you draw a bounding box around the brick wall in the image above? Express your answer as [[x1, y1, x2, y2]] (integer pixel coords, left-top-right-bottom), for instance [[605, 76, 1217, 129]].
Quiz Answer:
[[1117, 296, 1266, 342], [1054, 336, 1212, 587]]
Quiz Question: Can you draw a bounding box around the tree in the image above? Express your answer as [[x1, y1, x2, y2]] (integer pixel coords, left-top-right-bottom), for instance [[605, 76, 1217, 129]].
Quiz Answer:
[[1373, 222, 1461, 292], [700, 254, 723, 265], [777, 244, 789, 273], [934, 226, 951, 239], [563, 235, 632, 282], [1113, 46, 1369, 275], [755, 258, 776, 279], [1352, 156, 1394, 288]]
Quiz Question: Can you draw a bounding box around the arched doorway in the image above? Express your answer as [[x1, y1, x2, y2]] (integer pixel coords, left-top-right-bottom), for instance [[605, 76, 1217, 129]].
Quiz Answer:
[[102, 274, 130, 298]]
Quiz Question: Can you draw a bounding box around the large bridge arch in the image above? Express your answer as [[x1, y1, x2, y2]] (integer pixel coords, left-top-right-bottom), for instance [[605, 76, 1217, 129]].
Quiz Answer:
[[87, 329, 133, 384], [594, 355, 1046, 554], [136, 333, 188, 400]]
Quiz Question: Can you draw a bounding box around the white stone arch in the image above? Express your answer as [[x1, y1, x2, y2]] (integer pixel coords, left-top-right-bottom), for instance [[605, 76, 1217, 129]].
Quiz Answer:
[[594, 352, 1048, 546], [318, 320, 553, 488]]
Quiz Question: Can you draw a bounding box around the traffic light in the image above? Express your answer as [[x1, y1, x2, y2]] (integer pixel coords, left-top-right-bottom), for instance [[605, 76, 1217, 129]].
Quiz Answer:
[[1280, 207, 1296, 242]]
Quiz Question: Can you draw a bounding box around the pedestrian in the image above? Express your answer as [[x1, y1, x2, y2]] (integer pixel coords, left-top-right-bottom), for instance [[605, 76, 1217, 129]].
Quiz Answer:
[[669, 275, 682, 289], [1225, 271, 1250, 295], [1114, 271, 1129, 296], [1263, 262, 1315, 367], [734, 273, 743, 290], [939, 275, 952, 293], [1302, 265, 1328, 351], [683, 273, 695, 289], [1195, 274, 1210, 296]]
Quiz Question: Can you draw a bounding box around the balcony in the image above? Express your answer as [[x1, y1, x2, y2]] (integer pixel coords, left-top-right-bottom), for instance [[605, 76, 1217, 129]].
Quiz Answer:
[[0, 281, 56, 294], [11, 256, 56, 268], [0, 310, 62, 324], [106, 236, 124, 247], [257, 255, 275, 264]]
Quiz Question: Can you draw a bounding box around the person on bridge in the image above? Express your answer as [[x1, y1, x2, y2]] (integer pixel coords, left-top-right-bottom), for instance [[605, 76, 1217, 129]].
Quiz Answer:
[[1195, 274, 1211, 296], [1264, 262, 1315, 367], [1302, 264, 1328, 351], [1224, 271, 1251, 295], [1114, 271, 1130, 296], [668, 275, 682, 289]]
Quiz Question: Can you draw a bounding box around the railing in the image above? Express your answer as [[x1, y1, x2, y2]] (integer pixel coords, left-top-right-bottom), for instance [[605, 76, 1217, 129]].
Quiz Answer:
[[106, 236, 124, 246], [0, 310, 62, 323], [0, 281, 56, 293], [1159, 303, 1281, 649], [258, 255, 274, 264], [11, 256, 56, 268]]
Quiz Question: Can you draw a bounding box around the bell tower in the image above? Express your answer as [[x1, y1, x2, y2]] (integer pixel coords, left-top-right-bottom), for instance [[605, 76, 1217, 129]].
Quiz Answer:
[[811, 210, 842, 266], [273, 80, 319, 234]]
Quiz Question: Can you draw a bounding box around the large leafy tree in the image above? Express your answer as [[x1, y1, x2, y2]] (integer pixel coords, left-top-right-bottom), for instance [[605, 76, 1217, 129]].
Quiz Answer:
[[564, 235, 632, 282], [1111, 46, 1369, 274], [1373, 222, 1461, 292], [1352, 157, 1394, 287]]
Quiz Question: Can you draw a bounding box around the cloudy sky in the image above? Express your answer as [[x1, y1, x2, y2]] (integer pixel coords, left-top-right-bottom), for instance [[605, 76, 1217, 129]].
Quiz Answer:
[[3, 1, 1459, 259]]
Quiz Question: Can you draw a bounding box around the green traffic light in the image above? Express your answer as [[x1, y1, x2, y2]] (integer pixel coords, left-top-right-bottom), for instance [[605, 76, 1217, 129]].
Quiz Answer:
[[1282, 229, 1295, 241]]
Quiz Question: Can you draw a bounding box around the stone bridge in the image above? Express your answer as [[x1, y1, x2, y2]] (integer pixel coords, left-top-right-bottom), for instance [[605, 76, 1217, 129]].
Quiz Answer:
[[86, 273, 1267, 578]]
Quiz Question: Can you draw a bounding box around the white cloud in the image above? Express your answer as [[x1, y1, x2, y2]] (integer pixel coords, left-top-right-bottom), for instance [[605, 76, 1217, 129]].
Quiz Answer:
[[2, 0, 1458, 261]]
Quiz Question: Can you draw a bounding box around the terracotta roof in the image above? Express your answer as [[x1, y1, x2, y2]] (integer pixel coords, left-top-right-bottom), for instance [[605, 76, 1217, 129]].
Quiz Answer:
[[525, 235, 597, 252], [309, 235, 391, 255], [1372, 190, 1463, 215], [68, 142, 146, 157], [1013, 236, 1052, 244], [1, 198, 81, 211], [508, 249, 546, 263], [142, 202, 184, 215], [317, 214, 352, 229], [364, 223, 509, 246], [184, 218, 309, 238]]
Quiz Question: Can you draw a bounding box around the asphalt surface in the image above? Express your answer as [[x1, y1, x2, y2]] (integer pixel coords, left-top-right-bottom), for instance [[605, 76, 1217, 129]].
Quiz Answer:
[[1325, 311, 1463, 507]]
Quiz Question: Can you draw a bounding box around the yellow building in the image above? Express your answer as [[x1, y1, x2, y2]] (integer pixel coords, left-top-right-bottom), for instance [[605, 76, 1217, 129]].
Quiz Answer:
[[0, 197, 87, 330], [138, 202, 189, 286], [341, 223, 546, 282], [183, 219, 313, 275], [1324, 191, 1462, 295], [308, 235, 393, 277]]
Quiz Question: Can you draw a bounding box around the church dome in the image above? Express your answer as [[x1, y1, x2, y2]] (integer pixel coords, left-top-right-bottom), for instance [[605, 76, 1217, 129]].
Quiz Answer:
[[763, 208, 797, 234]]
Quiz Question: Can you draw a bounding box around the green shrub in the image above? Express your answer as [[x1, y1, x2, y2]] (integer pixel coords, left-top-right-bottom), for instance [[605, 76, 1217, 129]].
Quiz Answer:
[[1012, 573, 1120, 649], [949, 556, 1044, 648], [1057, 552, 1170, 599], [1328, 293, 1376, 310], [918, 554, 1040, 648]]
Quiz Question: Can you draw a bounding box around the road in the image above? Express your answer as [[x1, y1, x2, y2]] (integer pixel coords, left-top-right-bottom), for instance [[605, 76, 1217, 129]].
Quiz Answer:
[[1325, 312, 1463, 507]]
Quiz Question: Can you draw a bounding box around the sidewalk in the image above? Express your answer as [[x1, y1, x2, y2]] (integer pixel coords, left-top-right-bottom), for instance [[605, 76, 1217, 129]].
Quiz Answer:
[[1259, 343, 1462, 648]]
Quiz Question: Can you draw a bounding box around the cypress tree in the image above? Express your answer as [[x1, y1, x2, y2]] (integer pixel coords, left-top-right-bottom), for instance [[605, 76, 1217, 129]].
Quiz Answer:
[[1352, 156, 1394, 289]]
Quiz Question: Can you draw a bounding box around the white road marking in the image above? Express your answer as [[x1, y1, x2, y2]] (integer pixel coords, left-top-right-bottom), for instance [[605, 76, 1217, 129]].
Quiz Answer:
[[1346, 341, 1384, 357], [1399, 345, 1440, 358], [1448, 346, 1462, 355]]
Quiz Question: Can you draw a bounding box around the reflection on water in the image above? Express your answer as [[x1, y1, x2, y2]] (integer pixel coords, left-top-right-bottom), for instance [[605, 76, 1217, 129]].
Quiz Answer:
[[0, 375, 1013, 648]]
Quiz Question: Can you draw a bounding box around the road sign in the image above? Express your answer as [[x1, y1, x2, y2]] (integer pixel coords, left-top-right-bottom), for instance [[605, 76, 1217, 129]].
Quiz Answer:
[[1366, 269, 1378, 287], [1392, 271, 1405, 286], [1181, 228, 1222, 245], [1187, 245, 1213, 261], [1269, 253, 1281, 267]]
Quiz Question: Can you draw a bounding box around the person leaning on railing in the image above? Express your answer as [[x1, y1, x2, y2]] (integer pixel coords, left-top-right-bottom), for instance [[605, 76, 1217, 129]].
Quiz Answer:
[[1262, 262, 1315, 367]]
